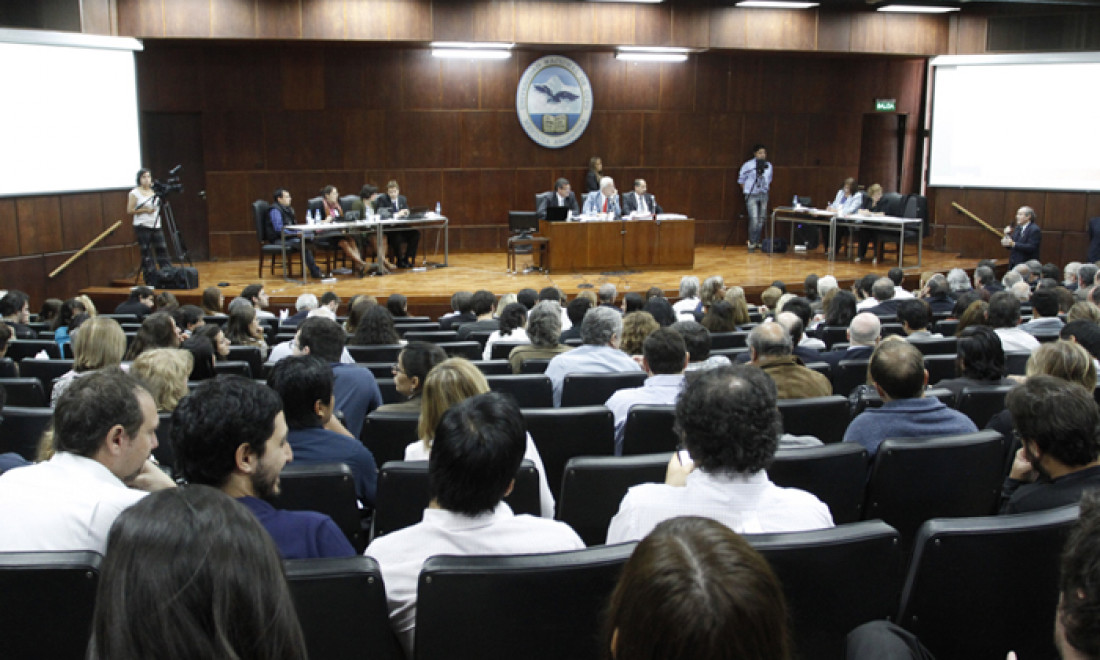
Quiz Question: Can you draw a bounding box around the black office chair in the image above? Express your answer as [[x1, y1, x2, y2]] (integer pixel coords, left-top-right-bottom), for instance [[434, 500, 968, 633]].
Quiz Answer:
[[485, 374, 553, 408], [850, 387, 955, 418], [395, 322, 443, 336], [560, 371, 647, 407], [415, 543, 635, 660], [1005, 351, 1031, 375], [777, 395, 850, 444], [818, 326, 849, 349], [558, 453, 670, 546], [466, 330, 493, 349], [471, 359, 512, 375], [897, 505, 1079, 660], [403, 331, 458, 344], [523, 406, 615, 507], [0, 406, 53, 460], [620, 404, 678, 455], [211, 360, 252, 378], [862, 430, 1006, 550], [374, 378, 404, 405], [708, 331, 749, 349], [769, 443, 869, 523], [271, 462, 365, 553], [746, 520, 903, 660], [253, 198, 302, 277], [371, 460, 540, 539], [361, 362, 394, 379], [0, 377, 46, 407], [225, 345, 263, 378], [285, 556, 404, 660], [956, 384, 1016, 428], [0, 550, 101, 660], [833, 359, 871, 397], [361, 411, 420, 468], [490, 341, 529, 361]]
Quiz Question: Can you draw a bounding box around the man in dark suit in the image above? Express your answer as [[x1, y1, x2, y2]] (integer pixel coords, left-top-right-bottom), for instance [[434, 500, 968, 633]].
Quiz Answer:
[[1087, 216, 1100, 263], [374, 180, 420, 268], [621, 179, 663, 217], [1002, 205, 1041, 268], [819, 313, 881, 369], [536, 178, 580, 220]]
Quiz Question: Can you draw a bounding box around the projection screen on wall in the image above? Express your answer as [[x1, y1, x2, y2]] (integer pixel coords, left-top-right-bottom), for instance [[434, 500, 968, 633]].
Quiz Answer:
[[0, 29, 143, 197], [928, 52, 1100, 192]]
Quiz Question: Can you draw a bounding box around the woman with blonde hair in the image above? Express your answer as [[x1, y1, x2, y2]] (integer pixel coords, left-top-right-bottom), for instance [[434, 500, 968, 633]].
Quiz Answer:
[[698, 276, 726, 315], [725, 286, 752, 327], [619, 312, 658, 357], [1067, 301, 1100, 325], [408, 357, 554, 518], [50, 316, 127, 406], [131, 348, 193, 412]]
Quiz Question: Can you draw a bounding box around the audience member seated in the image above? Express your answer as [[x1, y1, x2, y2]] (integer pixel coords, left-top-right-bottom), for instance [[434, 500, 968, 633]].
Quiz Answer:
[[349, 305, 403, 346], [0, 369, 172, 553], [123, 311, 181, 361], [224, 302, 270, 361], [1020, 287, 1065, 336], [440, 291, 475, 330], [936, 326, 1015, 399], [583, 176, 622, 219], [607, 364, 833, 543], [407, 358, 554, 518], [606, 516, 791, 660], [820, 312, 882, 370], [192, 323, 231, 361], [1000, 376, 1100, 514], [201, 286, 225, 317], [957, 299, 990, 336], [51, 298, 85, 349], [622, 291, 645, 315], [1054, 490, 1100, 658], [182, 335, 217, 380], [990, 291, 1041, 353], [131, 348, 192, 412], [240, 284, 276, 320], [295, 317, 381, 438], [172, 375, 355, 559], [376, 342, 448, 413], [673, 276, 701, 320], [284, 293, 317, 326], [843, 338, 977, 457], [112, 286, 155, 321], [387, 292, 409, 317], [367, 392, 584, 656], [620, 311, 659, 357], [696, 275, 726, 317], [546, 306, 643, 406], [51, 316, 128, 406], [747, 322, 831, 399], [268, 355, 378, 506], [86, 486, 309, 659], [509, 301, 572, 373], [701, 300, 738, 334], [455, 289, 499, 341], [897, 299, 942, 341], [1061, 321, 1100, 377], [155, 291, 179, 312], [670, 320, 730, 376], [866, 277, 902, 317], [605, 328, 688, 454], [483, 302, 530, 360]]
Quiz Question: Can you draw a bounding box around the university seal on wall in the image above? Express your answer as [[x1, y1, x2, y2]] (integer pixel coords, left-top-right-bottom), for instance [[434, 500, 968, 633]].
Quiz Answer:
[[516, 55, 593, 149]]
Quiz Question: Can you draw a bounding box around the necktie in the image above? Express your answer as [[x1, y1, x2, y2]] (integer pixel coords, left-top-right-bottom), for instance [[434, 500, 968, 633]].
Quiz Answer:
[[639, 196, 646, 214], [603, 197, 608, 213]]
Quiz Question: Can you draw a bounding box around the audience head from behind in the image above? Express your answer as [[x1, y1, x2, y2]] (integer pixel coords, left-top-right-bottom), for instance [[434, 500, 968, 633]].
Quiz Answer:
[[1032, 287, 1060, 319], [428, 391, 527, 517], [516, 288, 539, 311], [817, 275, 839, 300], [172, 375, 289, 500], [643, 297, 676, 328], [73, 316, 127, 372], [566, 296, 593, 330], [182, 335, 217, 381], [1008, 376, 1100, 480], [351, 305, 400, 346], [748, 321, 793, 363], [1079, 264, 1100, 289], [887, 267, 905, 288], [1011, 280, 1032, 302], [826, 290, 858, 328], [294, 316, 345, 363], [1058, 490, 1100, 659], [470, 289, 497, 319], [622, 292, 645, 314], [124, 311, 181, 361], [725, 287, 752, 326], [1061, 321, 1100, 362], [1067, 302, 1100, 326], [642, 328, 688, 377], [155, 291, 179, 313], [605, 516, 791, 660], [598, 283, 617, 306], [645, 286, 664, 301], [581, 306, 624, 348], [386, 293, 408, 317], [955, 326, 1006, 381], [776, 312, 805, 346], [451, 290, 473, 315], [86, 486, 307, 660], [268, 355, 337, 431], [956, 300, 990, 335], [988, 291, 1023, 329], [498, 302, 528, 338], [538, 286, 564, 305], [671, 321, 712, 364], [897, 298, 932, 334], [131, 348, 192, 412], [621, 312, 659, 357], [127, 285, 155, 309], [869, 337, 927, 402], [872, 277, 895, 303], [393, 342, 447, 401], [527, 301, 563, 348], [417, 357, 489, 447], [760, 287, 783, 311], [925, 273, 951, 299], [702, 300, 737, 334], [781, 297, 813, 332], [294, 293, 318, 314], [856, 274, 878, 301], [848, 312, 882, 347], [1027, 340, 1097, 390], [700, 276, 726, 309], [201, 286, 224, 316], [947, 268, 972, 293], [172, 305, 204, 337], [679, 276, 701, 302]]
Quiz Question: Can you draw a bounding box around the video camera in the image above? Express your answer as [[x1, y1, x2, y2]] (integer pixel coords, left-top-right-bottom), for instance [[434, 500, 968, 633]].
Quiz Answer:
[[153, 164, 184, 197]]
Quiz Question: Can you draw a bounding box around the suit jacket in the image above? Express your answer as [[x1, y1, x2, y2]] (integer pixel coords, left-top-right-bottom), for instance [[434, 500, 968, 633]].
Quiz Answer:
[[1088, 217, 1100, 263], [621, 192, 663, 216], [375, 194, 408, 218], [536, 191, 580, 220], [820, 344, 874, 369], [583, 191, 622, 219], [1007, 221, 1041, 267]]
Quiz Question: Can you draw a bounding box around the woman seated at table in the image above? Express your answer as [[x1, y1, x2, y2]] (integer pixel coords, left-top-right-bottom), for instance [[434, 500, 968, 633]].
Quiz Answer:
[[823, 177, 863, 256], [353, 184, 396, 271], [854, 182, 887, 264], [318, 185, 369, 276]]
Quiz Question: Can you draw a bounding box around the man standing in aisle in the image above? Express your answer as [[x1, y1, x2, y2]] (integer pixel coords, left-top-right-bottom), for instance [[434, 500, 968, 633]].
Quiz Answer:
[[738, 144, 772, 252]]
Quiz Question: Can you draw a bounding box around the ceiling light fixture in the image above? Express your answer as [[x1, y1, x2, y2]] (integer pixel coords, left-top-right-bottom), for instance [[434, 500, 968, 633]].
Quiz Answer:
[[877, 5, 960, 13], [736, 1, 820, 9], [430, 42, 514, 60]]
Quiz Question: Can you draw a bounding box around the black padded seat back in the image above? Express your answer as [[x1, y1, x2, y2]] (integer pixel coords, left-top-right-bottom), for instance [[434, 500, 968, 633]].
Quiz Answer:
[[467, 330, 494, 349], [1005, 350, 1031, 375], [522, 406, 614, 507], [361, 411, 420, 468], [863, 430, 1006, 550], [252, 199, 272, 240], [519, 358, 551, 374], [934, 318, 959, 336], [6, 340, 61, 362], [923, 354, 957, 384], [211, 360, 252, 378], [371, 460, 540, 540], [777, 395, 850, 444], [403, 331, 458, 344], [415, 543, 635, 660], [819, 325, 849, 349], [956, 384, 1016, 428], [285, 555, 404, 660], [558, 453, 669, 546], [485, 374, 553, 408], [347, 344, 404, 364], [436, 341, 483, 359], [708, 331, 748, 349], [833, 359, 871, 397], [0, 406, 53, 460], [897, 505, 1079, 660], [0, 377, 46, 407], [395, 322, 443, 336], [768, 443, 869, 523], [560, 371, 648, 407], [0, 550, 101, 660], [490, 341, 529, 361], [225, 345, 262, 378], [909, 337, 957, 355], [374, 378, 403, 405], [746, 521, 902, 660], [621, 404, 678, 455], [271, 462, 365, 553], [471, 359, 511, 375], [393, 316, 432, 324]]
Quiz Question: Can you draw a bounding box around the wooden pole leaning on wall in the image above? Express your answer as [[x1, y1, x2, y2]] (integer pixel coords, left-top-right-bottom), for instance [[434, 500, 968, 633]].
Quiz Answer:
[[951, 202, 1004, 238], [49, 220, 123, 279]]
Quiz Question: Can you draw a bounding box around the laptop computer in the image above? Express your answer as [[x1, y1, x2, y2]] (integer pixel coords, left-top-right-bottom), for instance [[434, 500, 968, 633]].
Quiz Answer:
[[545, 206, 569, 222]]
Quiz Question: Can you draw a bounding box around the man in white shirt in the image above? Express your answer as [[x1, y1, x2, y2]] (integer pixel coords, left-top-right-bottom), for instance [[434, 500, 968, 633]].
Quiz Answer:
[[545, 306, 643, 406], [606, 328, 687, 454], [367, 392, 584, 656], [989, 291, 1041, 353], [0, 369, 173, 553], [241, 283, 276, 320], [606, 364, 834, 544]]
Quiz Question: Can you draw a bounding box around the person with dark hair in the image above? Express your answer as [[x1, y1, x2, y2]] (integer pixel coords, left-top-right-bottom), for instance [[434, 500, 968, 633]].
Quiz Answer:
[[854, 273, 880, 311], [843, 338, 976, 456], [366, 392, 584, 655], [1061, 321, 1100, 370], [560, 297, 591, 343], [349, 305, 402, 346], [124, 311, 181, 360], [266, 188, 324, 279], [181, 335, 217, 380], [0, 290, 34, 339], [439, 291, 475, 330], [585, 156, 603, 194], [747, 322, 831, 399], [377, 342, 448, 412], [670, 320, 730, 375], [606, 516, 792, 660], [374, 180, 420, 268], [974, 265, 1004, 299], [935, 326, 1014, 400], [483, 302, 529, 360], [607, 364, 832, 543], [921, 273, 956, 314], [127, 168, 172, 275], [1020, 287, 1065, 336], [621, 178, 662, 217], [951, 290, 983, 320], [782, 297, 826, 350], [621, 291, 645, 314], [268, 356, 378, 505], [201, 286, 224, 317], [0, 369, 173, 552], [38, 298, 63, 324], [51, 297, 86, 348], [87, 486, 308, 660], [546, 306, 642, 406], [171, 304, 205, 340], [537, 177, 581, 221], [192, 323, 231, 362], [1002, 205, 1041, 268], [295, 317, 381, 438], [155, 291, 180, 313], [455, 289, 499, 340], [642, 296, 676, 328], [172, 375, 355, 559], [1000, 375, 1100, 513], [1055, 489, 1100, 658], [738, 144, 772, 251], [386, 293, 408, 318], [821, 289, 858, 330], [223, 301, 269, 360], [239, 283, 275, 319], [989, 290, 1041, 353], [605, 328, 688, 453], [897, 298, 942, 340], [702, 299, 738, 333], [516, 288, 538, 310]]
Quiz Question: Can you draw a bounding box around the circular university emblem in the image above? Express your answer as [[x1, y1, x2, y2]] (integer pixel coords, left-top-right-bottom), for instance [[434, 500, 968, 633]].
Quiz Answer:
[[516, 55, 593, 149]]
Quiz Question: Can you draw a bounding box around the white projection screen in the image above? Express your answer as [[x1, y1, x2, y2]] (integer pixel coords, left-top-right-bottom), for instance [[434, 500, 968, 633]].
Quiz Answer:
[[928, 53, 1100, 191], [0, 29, 142, 197]]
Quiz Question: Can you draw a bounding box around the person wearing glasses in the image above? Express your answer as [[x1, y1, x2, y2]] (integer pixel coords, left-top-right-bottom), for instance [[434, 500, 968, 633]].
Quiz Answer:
[[375, 342, 448, 413]]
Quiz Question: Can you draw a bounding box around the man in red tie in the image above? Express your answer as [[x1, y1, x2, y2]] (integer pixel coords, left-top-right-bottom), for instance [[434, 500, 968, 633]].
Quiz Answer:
[[583, 176, 622, 219]]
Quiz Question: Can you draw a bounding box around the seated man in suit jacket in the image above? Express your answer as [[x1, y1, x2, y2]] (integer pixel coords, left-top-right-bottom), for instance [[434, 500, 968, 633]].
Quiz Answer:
[[536, 177, 581, 220], [374, 180, 420, 268], [1002, 205, 1041, 268], [582, 176, 622, 220], [819, 312, 881, 369], [621, 178, 663, 217]]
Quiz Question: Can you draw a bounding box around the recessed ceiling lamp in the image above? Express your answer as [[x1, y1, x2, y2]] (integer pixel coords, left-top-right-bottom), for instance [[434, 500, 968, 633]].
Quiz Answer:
[[877, 5, 960, 13], [736, 1, 820, 8], [430, 42, 514, 60], [616, 46, 690, 63]]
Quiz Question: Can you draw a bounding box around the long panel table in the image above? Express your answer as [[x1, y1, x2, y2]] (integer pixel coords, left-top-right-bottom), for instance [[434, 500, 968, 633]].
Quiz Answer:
[[539, 216, 695, 273], [769, 206, 922, 269]]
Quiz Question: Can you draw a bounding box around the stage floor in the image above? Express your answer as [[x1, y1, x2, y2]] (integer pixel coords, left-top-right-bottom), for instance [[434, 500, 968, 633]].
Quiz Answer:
[[82, 244, 981, 315]]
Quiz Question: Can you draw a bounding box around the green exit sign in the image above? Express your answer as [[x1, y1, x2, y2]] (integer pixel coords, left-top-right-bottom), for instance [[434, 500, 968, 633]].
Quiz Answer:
[[876, 98, 897, 112]]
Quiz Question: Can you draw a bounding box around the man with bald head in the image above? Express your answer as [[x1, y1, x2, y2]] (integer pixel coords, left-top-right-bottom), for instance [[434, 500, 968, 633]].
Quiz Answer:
[[820, 312, 881, 369], [748, 322, 831, 399], [1002, 205, 1041, 268]]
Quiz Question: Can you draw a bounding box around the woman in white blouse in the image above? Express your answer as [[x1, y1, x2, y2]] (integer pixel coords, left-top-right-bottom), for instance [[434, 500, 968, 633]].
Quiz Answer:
[[482, 302, 530, 360]]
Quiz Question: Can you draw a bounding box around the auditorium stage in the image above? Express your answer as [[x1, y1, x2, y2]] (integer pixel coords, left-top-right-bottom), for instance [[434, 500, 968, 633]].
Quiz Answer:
[[81, 245, 983, 319]]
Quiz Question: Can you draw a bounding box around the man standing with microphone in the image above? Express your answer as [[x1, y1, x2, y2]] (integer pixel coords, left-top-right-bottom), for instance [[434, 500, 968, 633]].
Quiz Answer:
[[738, 144, 772, 253]]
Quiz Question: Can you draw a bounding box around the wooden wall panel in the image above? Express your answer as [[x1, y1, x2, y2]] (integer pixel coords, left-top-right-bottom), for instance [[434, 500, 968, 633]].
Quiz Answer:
[[1044, 193, 1087, 234], [257, 0, 302, 39], [203, 112, 266, 172], [163, 0, 211, 38], [211, 0, 256, 38], [80, 0, 113, 35], [60, 194, 105, 251], [745, 9, 817, 51], [635, 3, 672, 47], [709, 8, 748, 50], [0, 200, 18, 258], [817, 12, 851, 53], [0, 257, 48, 305], [16, 197, 63, 255], [301, 0, 344, 40], [117, 0, 163, 37], [100, 193, 132, 248], [282, 48, 326, 112]]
